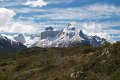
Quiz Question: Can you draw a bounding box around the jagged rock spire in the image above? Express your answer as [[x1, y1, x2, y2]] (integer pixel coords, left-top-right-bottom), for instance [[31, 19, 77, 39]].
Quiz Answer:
[[45, 26, 54, 31], [67, 23, 75, 30]]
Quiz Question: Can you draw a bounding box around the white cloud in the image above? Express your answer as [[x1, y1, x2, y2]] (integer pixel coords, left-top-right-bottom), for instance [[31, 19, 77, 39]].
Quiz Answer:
[[13, 8, 46, 13], [83, 22, 102, 32], [0, 8, 39, 33], [9, 22, 38, 33], [0, 8, 16, 26], [84, 4, 120, 15], [27, 4, 120, 21], [85, 31, 111, 40], [0, 0, 74, 8], [82, 22, 110, 40], [0, 21, 39, 33], [0, 3, 119, 42], [11, 3, 120, 22], [24, 0, 47, 7]]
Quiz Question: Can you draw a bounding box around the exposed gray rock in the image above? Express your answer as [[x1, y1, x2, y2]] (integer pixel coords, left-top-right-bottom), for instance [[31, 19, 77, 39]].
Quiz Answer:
[[26, 24, 107, 48], [71, 71, 85, 78], [13, 34, 26, 44]]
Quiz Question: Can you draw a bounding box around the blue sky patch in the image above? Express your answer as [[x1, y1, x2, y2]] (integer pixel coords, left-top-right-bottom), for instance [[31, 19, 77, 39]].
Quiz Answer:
[[0, 0, 120, 42]]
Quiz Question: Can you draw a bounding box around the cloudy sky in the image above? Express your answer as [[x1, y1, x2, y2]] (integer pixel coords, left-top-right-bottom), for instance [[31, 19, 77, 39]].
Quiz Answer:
[[0, 0, 120, 42]]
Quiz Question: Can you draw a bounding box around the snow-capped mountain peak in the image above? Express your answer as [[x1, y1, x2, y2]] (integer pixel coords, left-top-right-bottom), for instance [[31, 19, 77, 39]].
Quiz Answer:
[[25, 24, 107, 47], [0, 34, 26, 53], [1, 24, 106, 48]]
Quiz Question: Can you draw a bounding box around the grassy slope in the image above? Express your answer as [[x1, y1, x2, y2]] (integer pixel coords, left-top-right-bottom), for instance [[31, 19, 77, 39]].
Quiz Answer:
[[0, 42, 120, 80]]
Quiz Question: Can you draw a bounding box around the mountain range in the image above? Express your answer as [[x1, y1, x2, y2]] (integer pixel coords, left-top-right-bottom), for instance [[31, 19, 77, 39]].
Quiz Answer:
[[0, 24, 108, 53], [0, 24, 119, 80], [24, 24, 107, 47]]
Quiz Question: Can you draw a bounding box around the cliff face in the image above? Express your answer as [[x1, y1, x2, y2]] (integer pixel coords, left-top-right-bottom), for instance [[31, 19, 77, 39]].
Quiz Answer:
[[13, 34, 26, 44], [40, 30, 62, 39]]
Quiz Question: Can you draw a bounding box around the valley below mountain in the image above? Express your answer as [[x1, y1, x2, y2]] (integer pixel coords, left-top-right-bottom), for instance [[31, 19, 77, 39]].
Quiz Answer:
[[0, 41, 120, 80]]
